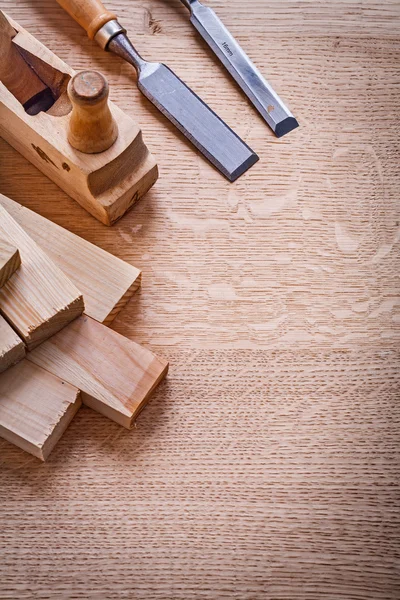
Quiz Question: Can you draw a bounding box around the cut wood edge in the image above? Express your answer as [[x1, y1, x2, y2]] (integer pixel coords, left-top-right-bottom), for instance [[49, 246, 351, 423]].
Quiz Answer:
[[20, 297, 85, 351], [0, 360, 82, 460], [0, 194, 142, 325], [0, 204, 85, 350], [102, 271, 142, 326], [82, 358, 169, 429], [40, 390, 81, 461], [0, 314, 25, 373], [0, 237, 21, 288], [26, 315, 169, 429]]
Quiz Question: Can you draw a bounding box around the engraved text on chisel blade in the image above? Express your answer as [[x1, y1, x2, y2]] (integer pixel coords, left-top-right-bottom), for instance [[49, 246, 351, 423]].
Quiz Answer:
[[188, 1, 298, 137]]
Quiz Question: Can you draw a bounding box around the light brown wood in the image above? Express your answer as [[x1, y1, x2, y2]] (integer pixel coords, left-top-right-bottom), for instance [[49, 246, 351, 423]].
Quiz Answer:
[[0, 10, 48, 107], [0, 236, 20, 288], [0, 359, 81, 460], [0, 1, 399, 599], [0, 13, 158, 225], [68, 70, 118, 153], [0, 193, 141, 325], [27, 315, 169, 429], [56, 0, 116, 40], [0, 315, 25, 373], [0, 204, 84, 350]]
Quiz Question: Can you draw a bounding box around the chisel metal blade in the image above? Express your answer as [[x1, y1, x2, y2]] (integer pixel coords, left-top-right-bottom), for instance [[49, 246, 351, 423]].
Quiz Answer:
[[108, 32, 258, 182], [55, 0, 258, 180], [181, 0, 299, 138]]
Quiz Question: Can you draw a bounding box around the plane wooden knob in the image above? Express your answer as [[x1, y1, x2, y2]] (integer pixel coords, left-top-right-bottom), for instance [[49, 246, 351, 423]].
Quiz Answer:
[[67, 70, 118, 154]]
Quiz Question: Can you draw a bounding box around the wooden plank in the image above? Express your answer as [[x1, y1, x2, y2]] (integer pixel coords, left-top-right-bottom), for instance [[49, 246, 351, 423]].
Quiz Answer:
[[0, 193, 141, 325], [0, 359, 81, 460], [1, 3, 400, 599], [0, 315, 25, 373], [27, 315, 169, 429], [0, 204, 84, 350], [0, 236, 20, 288]]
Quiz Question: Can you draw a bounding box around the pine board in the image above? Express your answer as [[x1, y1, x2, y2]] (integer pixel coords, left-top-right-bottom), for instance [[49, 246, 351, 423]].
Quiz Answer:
[[27, 315, 169, 429], [0, 194, 141, 325], [0, 359, 81, 460], [0, 205, 84, 349], [0, 314, 25, 373], [0, 236, 20, 288], [0, 1, 399, 599]]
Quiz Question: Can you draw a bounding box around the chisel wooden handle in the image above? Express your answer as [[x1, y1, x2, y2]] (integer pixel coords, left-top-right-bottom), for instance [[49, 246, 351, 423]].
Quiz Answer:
[[56, 0, 116, 40], [0, 11, 47, 106]]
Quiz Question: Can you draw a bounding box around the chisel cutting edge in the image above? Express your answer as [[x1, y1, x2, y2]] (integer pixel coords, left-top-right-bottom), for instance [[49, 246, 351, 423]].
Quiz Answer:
[[56, 0, 259, 182], [180, 0, 299, 138]]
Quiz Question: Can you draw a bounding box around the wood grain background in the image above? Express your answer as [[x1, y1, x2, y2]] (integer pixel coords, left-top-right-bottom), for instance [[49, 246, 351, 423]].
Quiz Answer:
[[1, 1, 399, 598]]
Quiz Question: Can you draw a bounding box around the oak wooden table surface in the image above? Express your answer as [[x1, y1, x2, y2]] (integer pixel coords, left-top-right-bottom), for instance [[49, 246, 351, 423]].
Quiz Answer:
[[1, 1, 399, 598]]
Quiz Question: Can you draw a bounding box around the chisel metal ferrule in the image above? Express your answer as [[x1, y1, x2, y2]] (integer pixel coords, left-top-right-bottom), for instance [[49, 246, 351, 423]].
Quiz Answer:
[[56, 0, 258, 180], [94, 19, 126, 50]]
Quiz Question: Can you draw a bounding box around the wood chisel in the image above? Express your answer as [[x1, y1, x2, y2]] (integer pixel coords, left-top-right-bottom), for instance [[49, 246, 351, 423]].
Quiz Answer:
[[180, 0, 298, 138], [56, 0, 259, 182]]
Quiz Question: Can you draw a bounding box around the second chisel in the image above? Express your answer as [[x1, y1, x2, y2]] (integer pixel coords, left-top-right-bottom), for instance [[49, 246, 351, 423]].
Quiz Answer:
[[180, 0, 299, 138], [56, 0, 258, 182]]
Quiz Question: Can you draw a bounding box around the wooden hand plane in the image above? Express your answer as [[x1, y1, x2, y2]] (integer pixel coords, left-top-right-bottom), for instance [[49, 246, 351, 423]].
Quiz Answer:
[[0, 11, 158, 225]]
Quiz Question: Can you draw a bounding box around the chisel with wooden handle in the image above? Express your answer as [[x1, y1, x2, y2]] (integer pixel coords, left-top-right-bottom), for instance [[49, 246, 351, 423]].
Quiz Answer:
[[180, 0, 298, 138], [56, 0, 259, 182]]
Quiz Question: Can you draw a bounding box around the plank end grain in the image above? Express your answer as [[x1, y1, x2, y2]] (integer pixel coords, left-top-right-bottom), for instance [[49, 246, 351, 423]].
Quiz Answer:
[[0, 204, 84, 349], [0, 314, 25, 373], [27, 315, 169, 429], [0, 359, 81, 460], [0, 194, 142, 325], [0, 237, 20, 288], [0, 0, 399, 597], [102, 270, 142, 326]]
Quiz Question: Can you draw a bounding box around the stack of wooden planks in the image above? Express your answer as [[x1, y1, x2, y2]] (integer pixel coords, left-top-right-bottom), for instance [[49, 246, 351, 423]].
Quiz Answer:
[[0, 193, 168, 460]]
